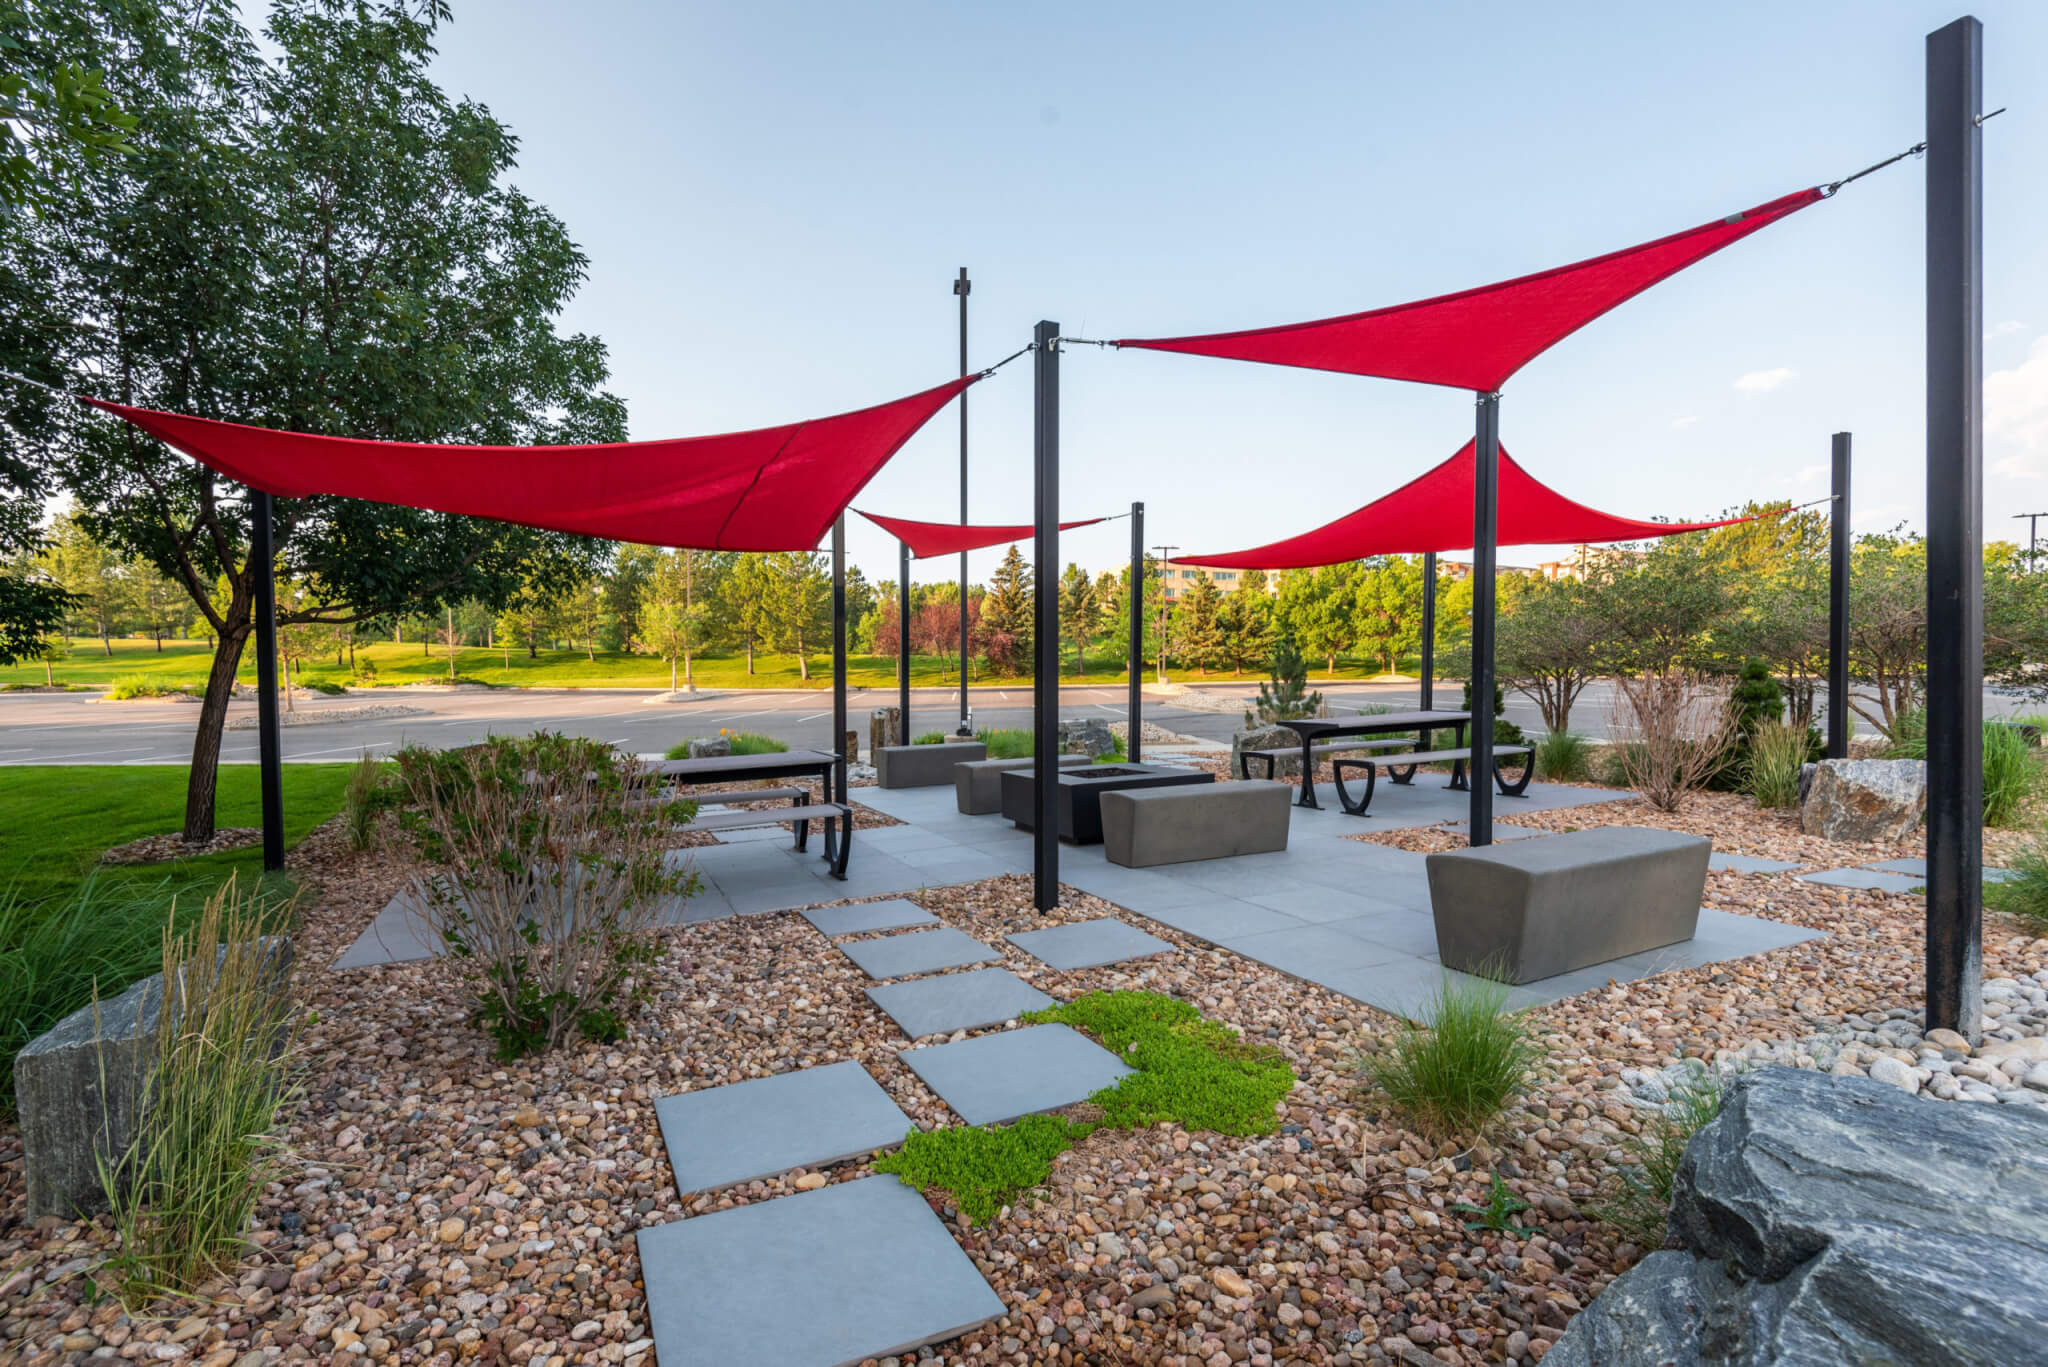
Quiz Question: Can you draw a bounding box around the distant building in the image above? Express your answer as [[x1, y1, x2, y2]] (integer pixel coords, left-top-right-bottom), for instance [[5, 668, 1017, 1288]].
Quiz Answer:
[[1152, 559, 1283, 604], [1531, 544, 1647, 581], [1435, 559, 1540, 582]]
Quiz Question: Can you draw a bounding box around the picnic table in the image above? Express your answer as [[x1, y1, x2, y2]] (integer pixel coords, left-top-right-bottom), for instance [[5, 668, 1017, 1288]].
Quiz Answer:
[[1271, 710, 1470, 809], [646, 748, 852, 877]]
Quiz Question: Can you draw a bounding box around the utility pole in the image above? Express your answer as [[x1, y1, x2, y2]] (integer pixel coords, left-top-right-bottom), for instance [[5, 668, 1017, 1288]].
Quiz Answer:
[[2017, 511, 2047, 569], [955, 267, 974, 736], [1151, 545, 1178, 683]]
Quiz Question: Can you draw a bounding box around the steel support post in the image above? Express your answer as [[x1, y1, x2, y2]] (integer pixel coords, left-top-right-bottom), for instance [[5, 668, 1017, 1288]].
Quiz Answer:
[[1828, 433, 1853, 759], [1033, 321, 1060, 911], [1924, 15, 1984, 1040], [1128, 502, 1144, 765], [1420, 551, 1437, 713], [1468, 393, 1500, 847], [251, 491, 285, 872], [832, 515, 849, 804], [898, 540, 911, 745], [957, 267, 973, 735]]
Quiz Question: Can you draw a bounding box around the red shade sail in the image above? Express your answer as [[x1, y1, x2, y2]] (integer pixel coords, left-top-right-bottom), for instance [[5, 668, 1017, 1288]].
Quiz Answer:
[[856, 509, 1108, 559], [80, 376, 978, 552], [1184, 441, 1747, 569], [1117, 188, 1823, 392]]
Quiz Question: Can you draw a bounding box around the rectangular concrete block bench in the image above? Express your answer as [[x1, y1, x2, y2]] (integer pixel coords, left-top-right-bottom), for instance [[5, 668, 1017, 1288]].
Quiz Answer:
[[875, 740, 985, 789], [1100, 780, 1291, 868], [1424, 827, 1710, 984], [955, 755, 1088, 815]]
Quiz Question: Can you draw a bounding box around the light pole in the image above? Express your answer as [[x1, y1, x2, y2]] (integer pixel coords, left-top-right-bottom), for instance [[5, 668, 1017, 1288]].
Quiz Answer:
[[2017, 511, 2047, 569], [1151, 545, 1177, 683]]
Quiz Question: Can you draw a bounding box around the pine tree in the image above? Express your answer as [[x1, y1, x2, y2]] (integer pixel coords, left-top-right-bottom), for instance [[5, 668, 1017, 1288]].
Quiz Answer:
[[1057, 563, 1099, 674], [1173, 572, 1225, 675], [1248, 633, 1324, 724], [977, 544, 1034, 675]]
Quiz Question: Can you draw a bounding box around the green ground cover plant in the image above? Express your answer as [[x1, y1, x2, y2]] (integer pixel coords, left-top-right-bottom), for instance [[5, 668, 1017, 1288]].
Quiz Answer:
[[1362, 973, 1535, 1138], [1451, 1173, 1537, 1236], [976, 728, 1033, 759], [912, 731, 949, 745], [873, 990, 1295, 1222], [105, 675, 191, 700], [1987, 828, 2048, 929]]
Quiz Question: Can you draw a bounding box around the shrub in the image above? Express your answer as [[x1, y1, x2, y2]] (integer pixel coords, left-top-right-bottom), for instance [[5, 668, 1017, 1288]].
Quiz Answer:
[[1533, 730, 1591, 783], [1608, 673, 1735, 813], [1745, 718, 1808, 809], [976, 728, 1034, 760], [875, 990, 1295, 1222], [912, 731, 949, 745], [302, 679, 347, 696], [1987, 831, 2048, 929], [1462, 678, 1525, 748], [1983, 723, 2044, 829], [1246, 633, 1324, 725], [1888, 710, 2044, 827], [101, 876, 300, 1303], [726, 731, 788, 756], [1364, 973, 1535, 1138], [1593, 1063, 1723, 1249], [1711, 658, 1785, 791], [396, 733, 698, 1059], [341, 751, 394, 852], [106, 675, 182, 700]]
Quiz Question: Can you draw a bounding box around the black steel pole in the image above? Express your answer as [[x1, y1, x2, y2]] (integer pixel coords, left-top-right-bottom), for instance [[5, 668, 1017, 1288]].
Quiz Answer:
[[1033, 321, 1060, 912], [956, 267, 973, 736], [1827, 433, 1853, 759], [1420, 551, 1437, 713], [1468, 393, 1500, 847], [251, 491, 285, 872], [1925, 15, 1984, 1042], [832, 515, 849, 804], [1128, 502, 1144, 765], [898, 541, 911, 745]]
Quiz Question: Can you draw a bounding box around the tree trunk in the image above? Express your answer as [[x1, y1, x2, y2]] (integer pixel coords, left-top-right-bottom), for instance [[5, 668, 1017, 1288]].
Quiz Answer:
[[1326, 653, 1336, 673], [670, 657, 677, 692], [746, 639, 754, 674], [101, 626, 111, 657], [526, 635, 536, 659], [183, 622, 251, 844]]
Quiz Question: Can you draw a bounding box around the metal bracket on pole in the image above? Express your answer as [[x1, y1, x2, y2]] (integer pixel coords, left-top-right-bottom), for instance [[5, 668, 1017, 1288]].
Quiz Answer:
[[1827, 433, 1852, 759], [1128, 502, 1144, 766], [1468, 393, 1500, 847], [1033, 321, 1061, 912], [1924, 15, 1984, 1041], [251, 491, 286, 873]]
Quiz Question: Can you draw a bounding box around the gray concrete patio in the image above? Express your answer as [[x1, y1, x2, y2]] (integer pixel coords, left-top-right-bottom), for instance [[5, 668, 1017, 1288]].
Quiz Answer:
[[334, 768, 1824, 1017]]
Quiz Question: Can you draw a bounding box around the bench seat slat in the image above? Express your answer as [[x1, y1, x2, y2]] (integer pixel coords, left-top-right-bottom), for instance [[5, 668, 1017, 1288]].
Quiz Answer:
[[681, 803, 852, 832], [666, 786, 808, 806], [1358, 745, 1531, 766], [1244, 738, 1408, 759]]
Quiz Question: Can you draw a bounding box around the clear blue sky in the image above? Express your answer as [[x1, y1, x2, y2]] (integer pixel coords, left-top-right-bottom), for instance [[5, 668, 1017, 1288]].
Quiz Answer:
[[419, 1, 2046, 583]]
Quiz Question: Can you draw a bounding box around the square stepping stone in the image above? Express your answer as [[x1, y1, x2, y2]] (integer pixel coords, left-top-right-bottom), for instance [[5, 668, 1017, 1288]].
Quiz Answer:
[[840, 927, 1000, 980], [1006, 918, 1174, 970], [638, 1174, 1003, 1366], [803, 898, 939, 937], [900, 1023, 1133, 1125], [867, 967, 1054, 1040], [653, 1061, 912, 1195], [1711, 851, 1803, 875], [1799, 867, 1925, 895], [1863, 856, 2018, 884]]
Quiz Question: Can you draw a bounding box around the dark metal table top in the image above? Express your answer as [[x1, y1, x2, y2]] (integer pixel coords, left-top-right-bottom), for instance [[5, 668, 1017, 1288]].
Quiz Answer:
[[646, 748, 840, 783], [1275, 710, 1470, 739]]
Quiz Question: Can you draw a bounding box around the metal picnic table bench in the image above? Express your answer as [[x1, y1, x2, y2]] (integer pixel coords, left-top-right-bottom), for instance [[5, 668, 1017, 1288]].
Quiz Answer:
[[1245, 710, 1474, 810]]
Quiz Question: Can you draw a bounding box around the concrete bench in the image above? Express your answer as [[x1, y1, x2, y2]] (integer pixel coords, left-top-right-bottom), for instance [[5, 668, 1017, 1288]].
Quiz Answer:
[[1100, 781, 1291, 868], [1424, 827, 1710, 984], [875, 740, 986, 789], [955, 755, 1089, 814]]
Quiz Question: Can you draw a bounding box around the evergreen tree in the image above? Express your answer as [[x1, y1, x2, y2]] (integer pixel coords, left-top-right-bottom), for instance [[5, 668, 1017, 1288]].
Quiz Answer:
[[1057, 562, 1098, 674], [761, 551, 829, 680], [977, 544, 1033, 675], [1173, 571, 1225, 674], [1221, 569, 1274, 673], [1248, 633, 1324, 724]]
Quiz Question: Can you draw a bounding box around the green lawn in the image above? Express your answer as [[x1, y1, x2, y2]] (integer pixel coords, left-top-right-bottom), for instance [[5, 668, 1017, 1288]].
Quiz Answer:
[[4, 636, 1428, 692], [0, 764, 355, 906]]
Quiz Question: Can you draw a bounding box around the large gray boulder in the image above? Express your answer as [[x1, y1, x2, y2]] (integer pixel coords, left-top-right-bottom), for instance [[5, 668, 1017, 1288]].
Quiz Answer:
[[1800, 758, 1925, 843], [1230, 723, 1301, 780], [1548, 1067, 2048, 1367], [16, 938, 295, 1219], [1057, 717, 1117, 758], [686, 734, 732, 759]]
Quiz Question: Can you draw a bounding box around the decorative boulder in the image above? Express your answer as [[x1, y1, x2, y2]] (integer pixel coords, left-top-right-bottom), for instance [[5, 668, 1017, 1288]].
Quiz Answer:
[[1800, 758, 1925, 842], [1547, 1067, 2048, 1367], [686, 735, 732, 759], [868, 707, 904, 754], [1230, 723, 1300, 780], [1057, 717, 1117, 758]]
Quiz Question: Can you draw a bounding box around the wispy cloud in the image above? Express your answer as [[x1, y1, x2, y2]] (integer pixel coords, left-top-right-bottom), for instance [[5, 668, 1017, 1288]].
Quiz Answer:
[[1987, 320, 2027, 341], [1734, 367, 1797, 395], [1669, 414, 1702, 430], [1989, 336, 2048, 479], [1777, 463, 1828, 489]]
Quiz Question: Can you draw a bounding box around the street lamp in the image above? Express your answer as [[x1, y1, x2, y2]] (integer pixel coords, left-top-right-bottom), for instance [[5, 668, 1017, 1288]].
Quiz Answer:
[[1151, 544, 1177, 684]]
